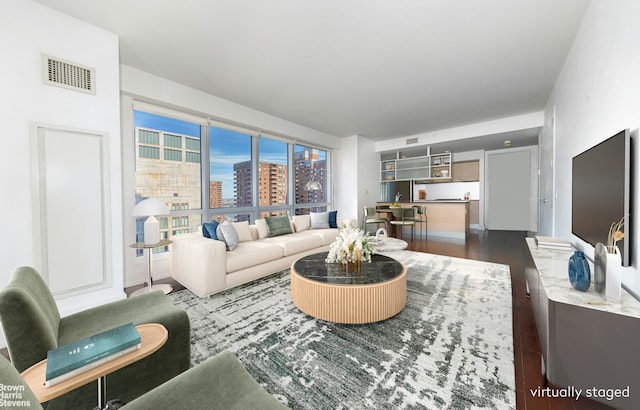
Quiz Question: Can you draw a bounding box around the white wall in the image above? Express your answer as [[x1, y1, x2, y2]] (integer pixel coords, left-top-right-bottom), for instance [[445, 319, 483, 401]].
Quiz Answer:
[[546, 0, 640, 295], [0, 0, 125, 345], [356, 136, 380, 227], [334, 136, 359, 223]]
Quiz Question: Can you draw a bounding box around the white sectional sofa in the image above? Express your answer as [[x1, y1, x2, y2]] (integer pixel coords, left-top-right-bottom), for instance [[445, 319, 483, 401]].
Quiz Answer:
[[169, 214, 353, 297]]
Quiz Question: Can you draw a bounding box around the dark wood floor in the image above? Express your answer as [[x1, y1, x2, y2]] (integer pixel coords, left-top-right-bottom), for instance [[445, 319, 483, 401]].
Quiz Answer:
[[405, 229, 612, 410]]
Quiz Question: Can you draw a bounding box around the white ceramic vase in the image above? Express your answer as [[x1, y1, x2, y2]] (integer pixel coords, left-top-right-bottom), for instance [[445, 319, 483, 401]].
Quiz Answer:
[[595, 243, 621, 302]]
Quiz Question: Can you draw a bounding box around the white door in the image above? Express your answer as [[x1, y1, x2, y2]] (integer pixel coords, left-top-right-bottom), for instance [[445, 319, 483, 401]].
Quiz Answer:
[[538, 113, 555, 235], [486, 147, 537, 231]]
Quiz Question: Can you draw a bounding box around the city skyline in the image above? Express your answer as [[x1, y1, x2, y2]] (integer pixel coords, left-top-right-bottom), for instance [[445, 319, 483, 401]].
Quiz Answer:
[[135, 110, 326, 200]]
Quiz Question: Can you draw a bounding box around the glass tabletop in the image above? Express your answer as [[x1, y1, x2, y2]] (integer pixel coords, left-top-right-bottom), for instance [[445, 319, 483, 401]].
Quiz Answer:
[[292, 252, 404, 285]]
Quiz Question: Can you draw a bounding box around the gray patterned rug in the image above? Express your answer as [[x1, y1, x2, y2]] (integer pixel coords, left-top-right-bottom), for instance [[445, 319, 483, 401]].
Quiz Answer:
[[169, 250, 515, 409]]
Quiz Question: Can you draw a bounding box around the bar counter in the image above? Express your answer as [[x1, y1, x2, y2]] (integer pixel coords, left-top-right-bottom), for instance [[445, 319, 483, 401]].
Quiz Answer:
[[377, 201, 469, 240]]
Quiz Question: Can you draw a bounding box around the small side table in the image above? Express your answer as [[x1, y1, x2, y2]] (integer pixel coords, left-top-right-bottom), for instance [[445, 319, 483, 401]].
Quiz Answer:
[[21, 324, 168, 410], [129, 239, 173, 297]]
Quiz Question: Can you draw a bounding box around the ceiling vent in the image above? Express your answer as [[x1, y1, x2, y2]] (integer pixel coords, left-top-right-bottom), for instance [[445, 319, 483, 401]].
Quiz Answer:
[[405, 137, 419, 145], [42, 55, 95, 95]]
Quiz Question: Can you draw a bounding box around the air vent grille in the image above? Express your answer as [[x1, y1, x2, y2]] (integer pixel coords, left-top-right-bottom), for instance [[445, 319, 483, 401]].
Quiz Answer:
[[406, 137, 419, 144], [43, 55, 95, 94]]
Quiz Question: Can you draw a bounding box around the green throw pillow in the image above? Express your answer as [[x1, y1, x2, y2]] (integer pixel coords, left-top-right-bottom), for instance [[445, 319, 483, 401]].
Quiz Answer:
[[265, 216, 293, 237]]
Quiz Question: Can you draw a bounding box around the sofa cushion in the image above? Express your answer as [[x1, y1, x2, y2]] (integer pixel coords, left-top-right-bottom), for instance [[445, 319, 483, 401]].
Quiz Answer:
[[254, 219, 269, 239], [295, 228, 341, 246], [265, 216, 293, 237], [310, 212, 330, 229], [231, 221, 253, 242], [217, 221, 239, 251], [202, 221, 219, 239], [226, 241, 284, 273], [292, 215, 311, 232], [262, 232, 323, 256]]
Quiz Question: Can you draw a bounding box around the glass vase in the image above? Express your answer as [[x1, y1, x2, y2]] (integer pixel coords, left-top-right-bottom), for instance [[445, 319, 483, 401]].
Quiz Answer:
[[568, 250, 590, 291]]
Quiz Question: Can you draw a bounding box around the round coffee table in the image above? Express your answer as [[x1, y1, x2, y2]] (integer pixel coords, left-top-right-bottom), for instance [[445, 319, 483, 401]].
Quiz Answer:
[[290, 252, 406, 324]]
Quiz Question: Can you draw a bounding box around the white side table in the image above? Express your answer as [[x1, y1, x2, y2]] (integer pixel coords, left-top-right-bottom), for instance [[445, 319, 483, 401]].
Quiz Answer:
[[129, 239, 172, 297]]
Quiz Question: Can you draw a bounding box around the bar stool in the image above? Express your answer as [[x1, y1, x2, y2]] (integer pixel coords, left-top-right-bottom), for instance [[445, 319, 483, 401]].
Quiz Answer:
[[362, 207, 388, 231], [389, 207, 416, 240]]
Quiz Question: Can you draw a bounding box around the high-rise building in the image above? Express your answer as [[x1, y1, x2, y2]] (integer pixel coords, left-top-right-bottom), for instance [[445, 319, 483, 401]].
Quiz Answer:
[[135, 127, 201, 238], [209, 181, 223, 208], [234, 160, 288, 207], [294, 148, 326, 205]]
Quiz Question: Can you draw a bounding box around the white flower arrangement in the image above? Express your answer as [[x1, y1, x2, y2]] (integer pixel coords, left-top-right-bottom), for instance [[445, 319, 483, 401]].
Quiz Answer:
[[325, 224, 375, 265]]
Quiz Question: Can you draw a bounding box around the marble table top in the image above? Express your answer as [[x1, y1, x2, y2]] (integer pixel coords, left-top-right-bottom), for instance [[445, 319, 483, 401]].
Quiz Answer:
[[292, 252, 404, 285], [526, 238, 640, 319]]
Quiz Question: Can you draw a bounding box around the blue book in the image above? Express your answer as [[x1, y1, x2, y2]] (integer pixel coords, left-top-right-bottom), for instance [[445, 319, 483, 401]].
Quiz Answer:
[[45, 322, 141, 386]]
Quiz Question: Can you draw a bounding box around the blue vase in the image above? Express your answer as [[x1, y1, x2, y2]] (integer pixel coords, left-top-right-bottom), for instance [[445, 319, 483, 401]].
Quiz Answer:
[[568, 250, 591, 291]]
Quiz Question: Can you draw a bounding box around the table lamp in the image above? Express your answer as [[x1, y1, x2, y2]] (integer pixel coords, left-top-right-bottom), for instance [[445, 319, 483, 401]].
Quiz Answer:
[[132, 198, 170, 245]]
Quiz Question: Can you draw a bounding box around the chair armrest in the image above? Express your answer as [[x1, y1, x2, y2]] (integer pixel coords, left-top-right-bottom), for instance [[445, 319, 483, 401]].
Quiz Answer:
[[124, 350, 287, 410]]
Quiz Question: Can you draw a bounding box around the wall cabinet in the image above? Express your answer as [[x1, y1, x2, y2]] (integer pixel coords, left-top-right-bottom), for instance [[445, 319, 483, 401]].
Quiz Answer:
[[452, 160, 479, 181], [380, 152, 451, 181]]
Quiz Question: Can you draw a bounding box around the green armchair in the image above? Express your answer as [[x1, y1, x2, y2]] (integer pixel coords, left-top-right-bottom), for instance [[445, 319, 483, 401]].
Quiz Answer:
[[0, 266, 191, 409], [0, 350, 287, 409]]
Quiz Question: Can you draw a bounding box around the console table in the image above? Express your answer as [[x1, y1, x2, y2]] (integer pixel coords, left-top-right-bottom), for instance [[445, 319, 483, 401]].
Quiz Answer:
[[525, 238, 640, 409]]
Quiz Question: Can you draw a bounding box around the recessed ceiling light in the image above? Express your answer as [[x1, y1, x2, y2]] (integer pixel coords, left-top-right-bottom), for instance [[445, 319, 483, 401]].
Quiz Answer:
[[504, 140, 512, 147]]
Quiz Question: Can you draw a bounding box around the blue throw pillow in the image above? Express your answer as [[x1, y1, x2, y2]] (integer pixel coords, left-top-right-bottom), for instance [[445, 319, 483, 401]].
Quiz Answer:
[[329, 210, 338, 228], [202, 220, 219, 240]]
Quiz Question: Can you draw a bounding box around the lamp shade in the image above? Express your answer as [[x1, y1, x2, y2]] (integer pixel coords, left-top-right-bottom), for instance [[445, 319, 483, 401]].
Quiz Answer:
[[305, 180, 322, 191], [133, 198, 170, 245], [132, 198, 170, 217]]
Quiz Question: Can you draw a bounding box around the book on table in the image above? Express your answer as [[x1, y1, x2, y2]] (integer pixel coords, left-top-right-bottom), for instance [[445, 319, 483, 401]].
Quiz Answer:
[[535, 236, 572, 249], [45, 322, 141, 387]]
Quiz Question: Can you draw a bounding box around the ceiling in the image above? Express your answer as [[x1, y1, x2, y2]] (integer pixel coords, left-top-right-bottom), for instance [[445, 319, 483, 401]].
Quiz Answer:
[[34, 0, 589, 147]]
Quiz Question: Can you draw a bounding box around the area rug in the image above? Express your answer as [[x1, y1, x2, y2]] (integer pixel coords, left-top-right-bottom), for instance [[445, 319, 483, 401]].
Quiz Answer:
[[168, 250, 515, 409]]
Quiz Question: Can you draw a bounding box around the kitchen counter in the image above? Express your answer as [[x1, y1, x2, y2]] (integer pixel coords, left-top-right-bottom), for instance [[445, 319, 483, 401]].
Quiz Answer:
[[377, 201, 469, 240], [415, 199, 470, 203]]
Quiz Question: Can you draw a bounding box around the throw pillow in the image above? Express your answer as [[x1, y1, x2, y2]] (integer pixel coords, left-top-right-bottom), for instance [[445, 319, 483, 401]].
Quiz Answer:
[[310, 212, 330, 229], [216, 220, 239, 251], [329, 210, 338, 228], [292, 215, 311, 232], [265, 216, 293, 237], [202, 220, 219, 239], [231, 221, 252, 242], [254, 219, 269, 239]]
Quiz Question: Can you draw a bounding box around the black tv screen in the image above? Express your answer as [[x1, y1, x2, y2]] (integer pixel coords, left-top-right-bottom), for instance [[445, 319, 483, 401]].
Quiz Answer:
[[572, 129, 631, 266]]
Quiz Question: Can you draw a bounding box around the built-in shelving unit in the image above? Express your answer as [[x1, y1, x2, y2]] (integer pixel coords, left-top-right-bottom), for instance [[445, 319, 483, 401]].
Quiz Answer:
[[379, 151, 452, 182], [380, 160, 396, 181]]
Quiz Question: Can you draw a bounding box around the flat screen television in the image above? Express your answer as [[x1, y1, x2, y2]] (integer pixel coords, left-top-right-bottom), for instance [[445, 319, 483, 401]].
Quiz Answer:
[[572, 129, 632, 266]]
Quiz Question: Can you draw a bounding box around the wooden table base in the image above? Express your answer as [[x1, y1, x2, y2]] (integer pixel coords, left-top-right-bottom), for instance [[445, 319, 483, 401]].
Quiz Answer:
[[291, 264, 407, 324]]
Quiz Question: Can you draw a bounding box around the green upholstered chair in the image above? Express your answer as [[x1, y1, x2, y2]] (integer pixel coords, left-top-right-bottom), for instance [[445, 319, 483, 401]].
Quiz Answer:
[[389, 207, 416, 240], [0, 351, 288, 410], [362, 207, 388, 231], [0, 266, 191, 409]]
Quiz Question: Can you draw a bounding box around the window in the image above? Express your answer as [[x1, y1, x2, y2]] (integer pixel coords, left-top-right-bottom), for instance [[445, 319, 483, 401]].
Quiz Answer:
[[133, 104, 331, 245], [134, 110, 203, 248], [209, 126, 252, 209], [258, 137, 289, 212], [294, 144, 328, 214]]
